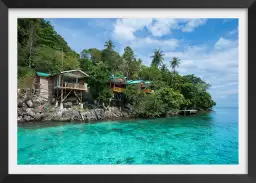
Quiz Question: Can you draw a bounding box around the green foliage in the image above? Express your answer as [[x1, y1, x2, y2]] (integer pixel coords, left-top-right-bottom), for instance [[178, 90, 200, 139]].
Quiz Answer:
[[104, 40, 115, 50], [156, 87, 186, 110], [18, 67, 35, 89], [87, 62, 111, 99], [80, 48, 102, 65], [170, 57, 181, 73], [135, 94, 165, 117], [97, 88, 113, 105], [134, 87, 186, 118], [18, 18, 79, 75], [101, 48, 121, 73], [178, 83, 215, 110], [151, 49, 164, 67], [121, 46, 141, 79], [139, 66, 162, 81], [123, 85, 146, 105]]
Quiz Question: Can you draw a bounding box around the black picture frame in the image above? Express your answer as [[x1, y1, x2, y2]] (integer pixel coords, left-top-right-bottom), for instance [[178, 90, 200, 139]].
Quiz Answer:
[[0, 0, 254, 182]]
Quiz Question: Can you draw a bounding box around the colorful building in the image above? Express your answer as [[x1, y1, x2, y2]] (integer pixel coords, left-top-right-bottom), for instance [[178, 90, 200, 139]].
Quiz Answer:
[[109, 75, 153, 95]]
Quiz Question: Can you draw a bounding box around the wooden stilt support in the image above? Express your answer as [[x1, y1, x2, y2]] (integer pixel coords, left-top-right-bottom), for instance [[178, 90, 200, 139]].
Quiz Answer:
[[62, 90, 72, 102], [60, 75, 63, 110], [80, 91, 83, 109], [60, 88, 63, 110]]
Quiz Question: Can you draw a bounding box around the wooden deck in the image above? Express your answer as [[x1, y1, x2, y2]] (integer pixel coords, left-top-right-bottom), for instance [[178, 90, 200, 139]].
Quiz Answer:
[[55, 86, 87, 91], [54, 82, 88, 91]]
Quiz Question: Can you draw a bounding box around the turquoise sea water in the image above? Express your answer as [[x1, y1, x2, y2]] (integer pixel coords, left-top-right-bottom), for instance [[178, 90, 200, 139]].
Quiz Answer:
[[18, 106, 238, 164]]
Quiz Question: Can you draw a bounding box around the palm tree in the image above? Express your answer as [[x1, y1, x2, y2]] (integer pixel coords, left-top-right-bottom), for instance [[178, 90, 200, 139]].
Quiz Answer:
[[104, 40, 114, 50], [170, 57, 181, 73], [151, 49, 164, 67], [170, 57, 181, 87]]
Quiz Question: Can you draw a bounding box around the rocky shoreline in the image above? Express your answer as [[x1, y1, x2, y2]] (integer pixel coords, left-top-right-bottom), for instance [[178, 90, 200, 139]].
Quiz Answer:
[[17, 94, 203, 124], [17, 95, 135, 124]]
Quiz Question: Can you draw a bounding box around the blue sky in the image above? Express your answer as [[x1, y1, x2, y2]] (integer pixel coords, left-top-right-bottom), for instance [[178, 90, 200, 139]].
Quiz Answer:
[[46, 18, 238, 107]]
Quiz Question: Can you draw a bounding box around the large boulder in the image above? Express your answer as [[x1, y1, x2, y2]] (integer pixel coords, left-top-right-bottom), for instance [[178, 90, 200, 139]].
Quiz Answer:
[[94, 109, 105, 120], [72, 110, 82, 121], [26, 108, 35, 117], [26, 100, 33, 108]]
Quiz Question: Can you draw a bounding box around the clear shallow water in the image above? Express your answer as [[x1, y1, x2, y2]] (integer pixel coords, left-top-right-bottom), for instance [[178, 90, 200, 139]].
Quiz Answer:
[[18, 106, 238, 164]]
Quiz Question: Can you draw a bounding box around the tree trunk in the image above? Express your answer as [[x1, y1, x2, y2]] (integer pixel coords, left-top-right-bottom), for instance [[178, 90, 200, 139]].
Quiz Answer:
[[102, 102, 108, 110], [28, 25, 35, 68]]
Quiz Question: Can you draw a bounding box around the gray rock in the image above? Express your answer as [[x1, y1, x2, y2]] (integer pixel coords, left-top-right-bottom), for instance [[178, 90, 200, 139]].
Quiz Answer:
[[94, 109, 104, 120], [26, 100, 33, 108], [61, 110, 73, 121], [83, 111, 97, 121], [17, 116, 25, 123], [42, 112, 53, 121], [51, 98, 56, 104], [52, 115, 62, 121], [33, 100, 41, 107], [23, 115, 34, 122], [104, 110, 114, 119], [18, 99, 25, 107], [167, 111, 178, 117], [72, 110, 81, 121], [26, 108, 35, 117], [18, 108, 23, 116], [122, 111, 130, 118], [64, 102, 72, 108], [34, 113, 42, 121], [22, 102, 27, 111]]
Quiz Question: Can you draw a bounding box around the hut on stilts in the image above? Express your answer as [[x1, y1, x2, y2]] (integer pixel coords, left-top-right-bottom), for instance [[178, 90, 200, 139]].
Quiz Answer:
[[35, 70, 89, 109]]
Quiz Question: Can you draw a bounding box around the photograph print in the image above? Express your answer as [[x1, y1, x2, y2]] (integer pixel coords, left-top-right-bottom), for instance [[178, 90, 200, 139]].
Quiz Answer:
[[17, 17, 238, 165]]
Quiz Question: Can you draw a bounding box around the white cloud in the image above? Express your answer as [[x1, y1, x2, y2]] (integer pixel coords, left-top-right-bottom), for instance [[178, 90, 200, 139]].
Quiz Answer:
[[113, 18, 152, 41], [181, 19, 207, 32], [215, 37, 237, 49], [210, 82, 238, 89], [113, 18, 208, 40], [131, 37, 179, 50], [147, 19, 179, 37]]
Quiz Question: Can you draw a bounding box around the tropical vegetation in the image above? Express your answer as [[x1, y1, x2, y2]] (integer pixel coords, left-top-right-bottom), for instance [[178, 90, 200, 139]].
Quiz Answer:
[[18, 18, 216, 118]]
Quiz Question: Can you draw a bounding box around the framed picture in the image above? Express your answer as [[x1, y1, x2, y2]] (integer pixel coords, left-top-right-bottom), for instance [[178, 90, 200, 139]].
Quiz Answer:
[[0, 0, 254, 182]]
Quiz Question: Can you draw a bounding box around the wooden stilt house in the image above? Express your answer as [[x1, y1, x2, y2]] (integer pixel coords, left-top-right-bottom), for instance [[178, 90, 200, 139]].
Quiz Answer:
[[35, 70, 89, 109]]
